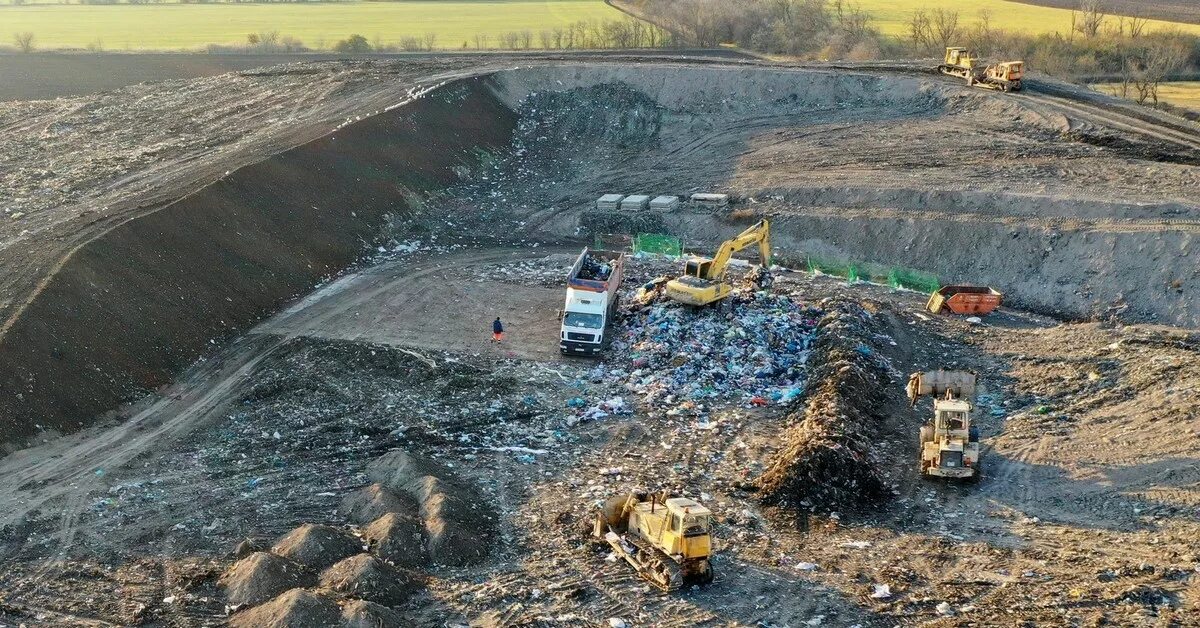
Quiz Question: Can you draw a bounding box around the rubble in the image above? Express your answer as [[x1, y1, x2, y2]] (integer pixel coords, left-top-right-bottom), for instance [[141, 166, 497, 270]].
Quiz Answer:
[[228, 588, 341, 628], [340, 599, 407, 628], [271, 524, 363, 571], [219, 552, 315, 608], [366, 451, 496, 567], [609, 288, 820, 409], [339, 484, 418, 526], [319, 554, 424, 607], [756, 300, 892, 514]]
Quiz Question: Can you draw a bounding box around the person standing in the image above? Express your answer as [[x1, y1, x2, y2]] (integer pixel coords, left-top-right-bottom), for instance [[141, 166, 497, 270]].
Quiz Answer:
[[492, 317, 504, 343]]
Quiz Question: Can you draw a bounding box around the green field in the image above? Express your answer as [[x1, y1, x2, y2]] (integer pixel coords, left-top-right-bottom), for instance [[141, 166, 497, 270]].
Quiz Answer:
[[1095, 81, 1200, 111], [0, 0, 632, 50], [856, 0, 1200, 38]]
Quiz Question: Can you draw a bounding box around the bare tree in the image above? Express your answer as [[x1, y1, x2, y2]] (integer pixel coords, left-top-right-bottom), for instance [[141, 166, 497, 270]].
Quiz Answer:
[[930, 9, 960, 50], [909, 9, 933, 53], [423, 32, 436, 51], [13, 31, 34, 53], [399, 36, 422, 52], [1118, 14, 1148, 39], [1074, 0, 1105, 39], [473, 33, 488, 50], [539, 29, 552, 49], [518, 29, 533, 50], [1131, 36, 1188, 106]]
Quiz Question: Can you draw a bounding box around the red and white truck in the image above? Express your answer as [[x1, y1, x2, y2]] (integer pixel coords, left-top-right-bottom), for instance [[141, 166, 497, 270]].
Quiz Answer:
[[560, 248, 624, 356]]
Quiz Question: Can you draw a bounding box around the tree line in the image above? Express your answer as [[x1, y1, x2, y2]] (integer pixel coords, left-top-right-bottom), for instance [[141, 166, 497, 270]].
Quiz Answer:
[[630, 0, 1199, 108]]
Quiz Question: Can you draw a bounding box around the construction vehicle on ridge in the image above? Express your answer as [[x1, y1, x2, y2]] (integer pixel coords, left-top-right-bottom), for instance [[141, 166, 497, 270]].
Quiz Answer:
[[593, 491, 715, 591], [938, 47, 1024, 93], [665, 219, 771, 306], [910, 370, 982, 482]]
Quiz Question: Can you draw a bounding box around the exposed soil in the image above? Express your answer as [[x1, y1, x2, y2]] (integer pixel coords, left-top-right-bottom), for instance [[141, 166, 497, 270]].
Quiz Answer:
[[2, 54, 1200, 627]]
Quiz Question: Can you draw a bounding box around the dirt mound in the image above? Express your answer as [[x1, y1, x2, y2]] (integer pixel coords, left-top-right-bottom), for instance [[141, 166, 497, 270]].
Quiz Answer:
[[229, 588, 341, 628], [339, 483, 418, 525], [272, 524, 362, 571], [756, 301, 893, 514], [319, 554, 424, 607], [361, 513, 430, 569], [340, 599, 408, 628], [219, 551, 315, 608], [366, 450, 496, 566]]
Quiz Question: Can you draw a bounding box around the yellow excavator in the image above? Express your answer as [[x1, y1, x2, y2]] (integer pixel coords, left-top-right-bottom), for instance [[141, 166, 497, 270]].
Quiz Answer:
[[593, 491, 714, 591], [938, 47, 1024, 93], [665, 219, 771, 306]]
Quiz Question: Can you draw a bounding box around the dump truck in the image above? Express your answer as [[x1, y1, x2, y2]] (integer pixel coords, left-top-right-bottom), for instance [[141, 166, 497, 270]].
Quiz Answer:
[[909, 370, 982, 481], [593, 491, 714, 591], [665, 219, 770, 306], [938, 47, 1024, 92], [927, 285, 1003, 316], [560, 248, 623, 356]]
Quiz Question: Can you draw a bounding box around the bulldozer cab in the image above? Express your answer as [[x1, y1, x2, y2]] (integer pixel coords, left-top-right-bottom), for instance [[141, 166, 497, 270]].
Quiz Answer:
[[993, 61, 1023, 80], [945, 47, 975, 68]]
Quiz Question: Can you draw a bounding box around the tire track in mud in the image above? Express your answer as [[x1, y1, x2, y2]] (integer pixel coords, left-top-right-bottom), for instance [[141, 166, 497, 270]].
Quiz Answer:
[[0, 333, 286, 601]]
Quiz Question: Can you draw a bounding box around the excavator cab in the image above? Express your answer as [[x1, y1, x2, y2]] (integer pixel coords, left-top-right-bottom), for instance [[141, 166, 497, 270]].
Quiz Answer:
[[683, 258, 714, 279]]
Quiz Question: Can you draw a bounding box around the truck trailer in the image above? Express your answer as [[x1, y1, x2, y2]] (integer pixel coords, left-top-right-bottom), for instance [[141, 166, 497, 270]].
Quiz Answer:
[[560, 248, 624, 355]]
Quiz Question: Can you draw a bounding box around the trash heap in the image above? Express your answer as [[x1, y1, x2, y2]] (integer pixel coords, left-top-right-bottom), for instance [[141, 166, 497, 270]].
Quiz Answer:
[[607, 290, 821, 412], [756, 299, 892, 513], [577, 255, 613, 281]]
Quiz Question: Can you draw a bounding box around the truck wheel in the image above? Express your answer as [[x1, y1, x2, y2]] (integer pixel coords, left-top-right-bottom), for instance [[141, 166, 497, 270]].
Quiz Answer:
[[969, 426, 980, 443]]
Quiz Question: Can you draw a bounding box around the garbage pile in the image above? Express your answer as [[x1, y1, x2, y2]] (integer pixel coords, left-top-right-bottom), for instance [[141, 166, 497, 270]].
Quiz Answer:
[[607, 290, 821, 411], [756, 300, 892, 514], [578, 255, 613, 281]]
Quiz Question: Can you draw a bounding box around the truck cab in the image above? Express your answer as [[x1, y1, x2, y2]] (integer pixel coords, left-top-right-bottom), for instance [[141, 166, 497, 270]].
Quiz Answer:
[[560, 288, 611, 354]]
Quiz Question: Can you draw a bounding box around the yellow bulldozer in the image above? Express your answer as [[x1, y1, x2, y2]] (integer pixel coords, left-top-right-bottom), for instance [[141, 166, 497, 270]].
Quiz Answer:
[[665, 219, 771, 306], [593, 491, 714, 590], [910, 370, 982, 482], [938, 47, 1024, 93]]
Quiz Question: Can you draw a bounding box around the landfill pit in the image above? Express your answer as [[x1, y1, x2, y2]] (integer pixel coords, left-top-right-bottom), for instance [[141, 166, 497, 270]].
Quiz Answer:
[[2, 58, 1200, 626]]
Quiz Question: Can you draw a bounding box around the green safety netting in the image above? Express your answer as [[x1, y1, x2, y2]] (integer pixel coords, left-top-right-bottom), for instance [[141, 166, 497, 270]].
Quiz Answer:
[[888, 268, 940, 293], [633, 233, 683, 257], [593, 233, 634, 251], [805, 255, 938, 291]]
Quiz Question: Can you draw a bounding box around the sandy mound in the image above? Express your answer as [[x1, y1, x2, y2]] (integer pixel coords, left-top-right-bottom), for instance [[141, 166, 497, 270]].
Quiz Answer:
[[756, 302, 891, 514], [361, 513, 430, 568], [272, 523, 362, 570], [320, 553, 425, 606], [367, 450, 495, 566], [339, 483, 417, 525], [229, 588, 341, 628], [340, 598, 409, 628], [219, 551, 315, 608]]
